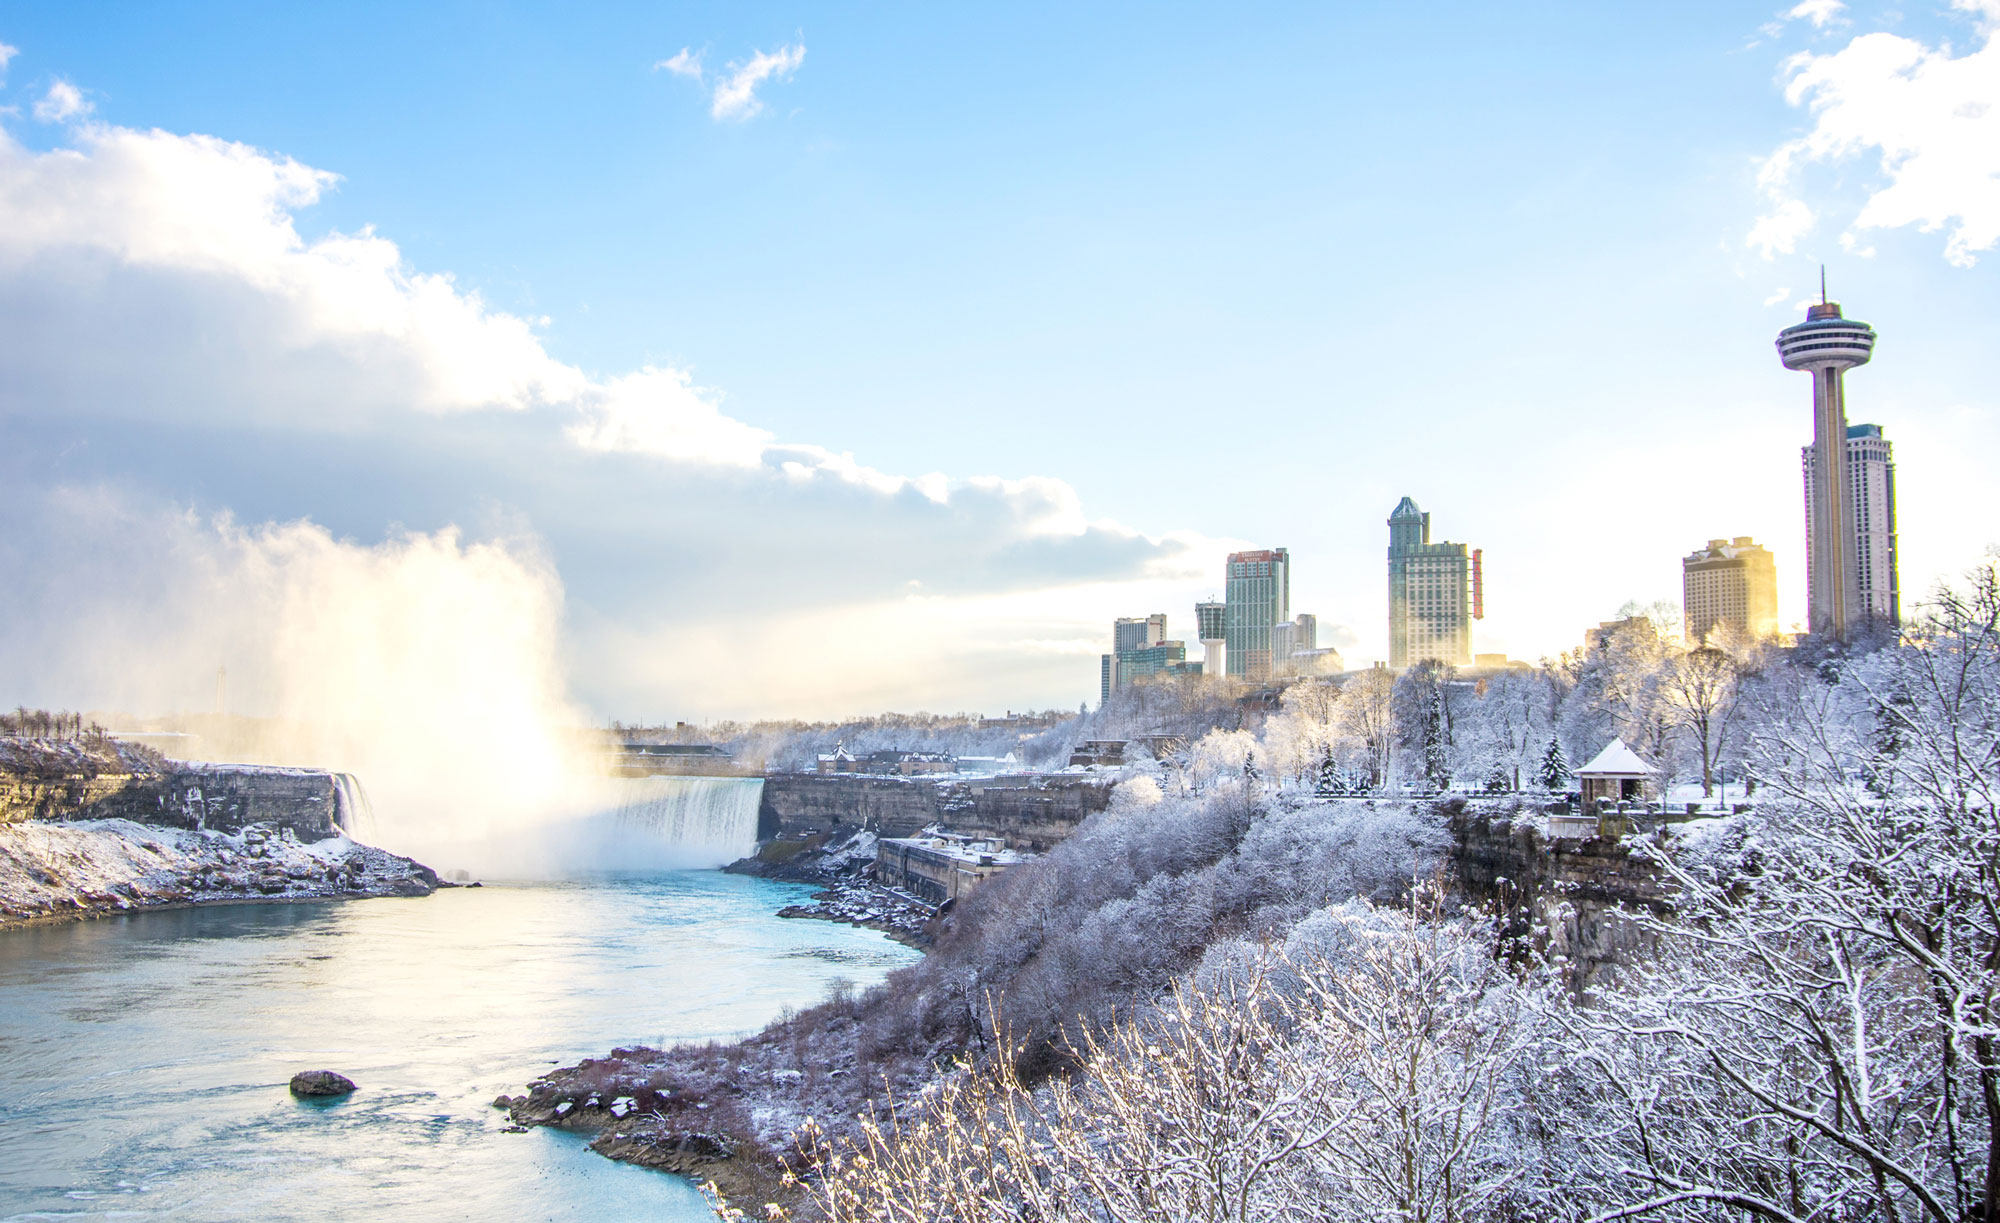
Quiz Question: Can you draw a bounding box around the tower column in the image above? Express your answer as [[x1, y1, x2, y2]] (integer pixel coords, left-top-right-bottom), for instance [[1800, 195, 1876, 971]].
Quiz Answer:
[[1811, 366, 1852, 639]]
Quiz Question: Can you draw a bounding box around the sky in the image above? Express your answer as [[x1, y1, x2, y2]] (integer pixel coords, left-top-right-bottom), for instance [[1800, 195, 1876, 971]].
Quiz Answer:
[[0, 0, 1996, 724]]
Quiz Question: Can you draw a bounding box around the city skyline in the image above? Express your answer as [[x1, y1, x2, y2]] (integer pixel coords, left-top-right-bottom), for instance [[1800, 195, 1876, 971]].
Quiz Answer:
[[0, 2, 1995, 720]]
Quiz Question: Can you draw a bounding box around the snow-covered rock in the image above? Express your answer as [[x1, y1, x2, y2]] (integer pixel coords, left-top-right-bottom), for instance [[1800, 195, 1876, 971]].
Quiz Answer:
[[0, 818, 443, 928]]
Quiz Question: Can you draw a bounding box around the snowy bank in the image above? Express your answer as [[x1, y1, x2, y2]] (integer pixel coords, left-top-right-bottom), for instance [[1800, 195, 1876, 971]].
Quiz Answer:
[[0, 818, 445, 929]]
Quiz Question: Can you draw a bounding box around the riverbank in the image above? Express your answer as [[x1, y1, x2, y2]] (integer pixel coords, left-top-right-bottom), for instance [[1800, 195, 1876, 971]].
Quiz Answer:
[[723, 828, 938, 947], [0, 817, 445, 930]]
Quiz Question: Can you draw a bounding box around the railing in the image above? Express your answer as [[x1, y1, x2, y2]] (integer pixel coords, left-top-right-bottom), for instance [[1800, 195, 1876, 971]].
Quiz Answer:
[[1548, 815, 1601, 840]]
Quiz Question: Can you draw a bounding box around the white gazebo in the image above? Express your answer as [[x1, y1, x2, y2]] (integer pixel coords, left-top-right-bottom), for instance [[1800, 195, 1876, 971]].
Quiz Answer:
[[1576, 738, 1657, 807]]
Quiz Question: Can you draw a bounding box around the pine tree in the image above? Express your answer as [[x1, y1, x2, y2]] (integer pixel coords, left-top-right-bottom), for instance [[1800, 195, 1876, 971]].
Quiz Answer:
[[1483, 762, 1511, 793], [1536, 735, 1570, 790], [1242, 750, 1260, 784]]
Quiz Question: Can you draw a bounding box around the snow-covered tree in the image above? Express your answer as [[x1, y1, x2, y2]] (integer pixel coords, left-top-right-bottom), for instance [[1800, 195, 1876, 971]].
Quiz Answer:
[[1421, 686, 1451, 791], [1535, 734, 1569, 790], [1333, 669, 1396, 791], [784, 892, 1547, 1223], [1556, 562, 2000, 1223]]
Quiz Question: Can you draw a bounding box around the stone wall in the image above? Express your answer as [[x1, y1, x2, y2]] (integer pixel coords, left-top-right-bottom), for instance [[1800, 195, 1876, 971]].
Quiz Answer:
[[757, 772, 1114, 850]]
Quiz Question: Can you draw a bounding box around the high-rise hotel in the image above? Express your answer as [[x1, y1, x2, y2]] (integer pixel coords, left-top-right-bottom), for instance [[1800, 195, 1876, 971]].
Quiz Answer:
[[1801, 423, 1900, 631], [1224, 549, 1290, 682], [1387, 497, 1479, 668], [1682, 537, 1779, 643]]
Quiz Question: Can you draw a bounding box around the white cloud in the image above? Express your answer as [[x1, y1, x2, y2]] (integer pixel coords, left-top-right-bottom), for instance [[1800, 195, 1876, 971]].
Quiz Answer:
[[1763, 285, 1793, 305], [656, 47, 703, 81], [1746, 193, 1815, 258], [710, 43, 804, 121], [0, 43, 17, 80], [0, 108, 1215, 717], [33, 79, 90, 122], [565, 366, 772, 468], [1750, 9, 2000, 265], [1787, 0, 1847, 28]]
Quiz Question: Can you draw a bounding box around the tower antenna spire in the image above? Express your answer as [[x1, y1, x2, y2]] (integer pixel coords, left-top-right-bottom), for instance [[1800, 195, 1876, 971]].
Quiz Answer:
[[1820, 264, 1827, 304]]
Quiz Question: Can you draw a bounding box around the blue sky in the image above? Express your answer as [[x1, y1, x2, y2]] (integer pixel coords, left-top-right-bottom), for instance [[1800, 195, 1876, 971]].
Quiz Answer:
[[0, 0, 1994, 722]]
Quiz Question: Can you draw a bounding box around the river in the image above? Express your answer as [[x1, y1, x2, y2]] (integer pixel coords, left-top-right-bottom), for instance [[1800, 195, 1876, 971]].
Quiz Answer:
[[0, 873, 920, 1221]]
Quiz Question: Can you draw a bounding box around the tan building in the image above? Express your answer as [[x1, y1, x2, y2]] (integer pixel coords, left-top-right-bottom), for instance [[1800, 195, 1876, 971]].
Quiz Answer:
[[1682, 537, 1779, 643]]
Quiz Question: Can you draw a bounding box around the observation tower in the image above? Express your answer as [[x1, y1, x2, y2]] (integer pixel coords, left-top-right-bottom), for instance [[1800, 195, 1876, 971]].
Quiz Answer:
[[1777, 275, 1876, 641]]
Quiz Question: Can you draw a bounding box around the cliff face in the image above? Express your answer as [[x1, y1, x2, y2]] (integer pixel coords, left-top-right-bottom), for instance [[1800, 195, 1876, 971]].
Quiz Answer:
[[1448, 802, 1676, 983], [755, 772, 1114, 850], [0, 737, 351, 840]]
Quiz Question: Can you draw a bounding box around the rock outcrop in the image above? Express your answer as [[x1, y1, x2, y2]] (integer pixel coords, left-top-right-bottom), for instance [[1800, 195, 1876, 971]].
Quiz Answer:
[[0, 818, 444, 930], [1, 736, 362, 842], [289, 1070, 357, 1097]]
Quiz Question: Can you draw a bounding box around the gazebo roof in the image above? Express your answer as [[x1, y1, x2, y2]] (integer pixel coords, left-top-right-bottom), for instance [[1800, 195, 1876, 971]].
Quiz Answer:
[[1576, 738, 1656, 778]]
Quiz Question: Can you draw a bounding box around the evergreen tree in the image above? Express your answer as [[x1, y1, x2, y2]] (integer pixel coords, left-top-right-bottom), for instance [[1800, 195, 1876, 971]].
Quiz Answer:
[[1536, 735, 1570, 790], [1242, 750, 1260, 784], [1314, 750, 1342, 797], [1483, 762, 1511, 794], [1421, 688, 1450, 791]]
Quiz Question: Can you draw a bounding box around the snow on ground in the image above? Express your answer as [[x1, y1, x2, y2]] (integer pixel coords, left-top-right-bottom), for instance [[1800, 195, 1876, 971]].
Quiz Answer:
[[0, 818, 441, 927]]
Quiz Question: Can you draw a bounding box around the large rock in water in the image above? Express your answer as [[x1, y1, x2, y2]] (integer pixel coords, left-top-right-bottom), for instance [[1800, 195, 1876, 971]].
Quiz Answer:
[[289, 1070, 357, 1098]]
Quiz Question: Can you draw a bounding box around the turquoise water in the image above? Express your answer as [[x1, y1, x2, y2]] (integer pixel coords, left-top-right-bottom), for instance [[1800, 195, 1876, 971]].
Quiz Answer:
[[0, 874, 919, 1221]]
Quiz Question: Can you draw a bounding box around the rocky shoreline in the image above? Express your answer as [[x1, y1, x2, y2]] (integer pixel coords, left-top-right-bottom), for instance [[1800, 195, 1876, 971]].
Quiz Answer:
[[0, 817, 448, 931], [774, 880, 936, 948], [723, 828, 939, 947], [496, 1084, 790, 1208], [497, 831, 944, 1203]]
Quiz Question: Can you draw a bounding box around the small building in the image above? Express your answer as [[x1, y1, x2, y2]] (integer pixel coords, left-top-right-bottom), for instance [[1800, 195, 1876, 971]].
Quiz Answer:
[[877, 831, 1032, 905], [1068, 740, 1129, 768], [1576, 738, 1657, 807], [817, 744, 957, 775], [869, 749, 957, 775]]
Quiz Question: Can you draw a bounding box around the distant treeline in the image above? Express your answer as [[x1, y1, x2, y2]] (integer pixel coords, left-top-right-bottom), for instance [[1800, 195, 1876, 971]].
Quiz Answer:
[[1, 708, 108, 742]]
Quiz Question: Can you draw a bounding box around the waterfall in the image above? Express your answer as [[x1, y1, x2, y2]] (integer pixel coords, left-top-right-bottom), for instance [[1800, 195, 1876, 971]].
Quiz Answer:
[[332, 772, 379, 842], [607, 776, 764, 865]]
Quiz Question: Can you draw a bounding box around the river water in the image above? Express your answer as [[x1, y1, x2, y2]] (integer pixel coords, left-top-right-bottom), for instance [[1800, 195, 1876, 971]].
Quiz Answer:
[[0, 874, 919, 1221]]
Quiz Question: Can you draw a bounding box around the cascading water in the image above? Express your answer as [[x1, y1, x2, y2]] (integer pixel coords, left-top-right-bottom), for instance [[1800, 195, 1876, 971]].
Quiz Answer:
[[605, 776, 764, 865], [332, 772, 379, 842]]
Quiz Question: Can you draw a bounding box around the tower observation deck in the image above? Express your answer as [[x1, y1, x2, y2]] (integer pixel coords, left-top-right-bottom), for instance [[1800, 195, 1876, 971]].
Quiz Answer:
[[1778, 291, 1876, 641]]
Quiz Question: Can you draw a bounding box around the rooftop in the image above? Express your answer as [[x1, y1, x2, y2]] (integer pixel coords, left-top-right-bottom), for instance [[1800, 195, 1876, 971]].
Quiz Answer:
[[1577, 738, 1657, 777]]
